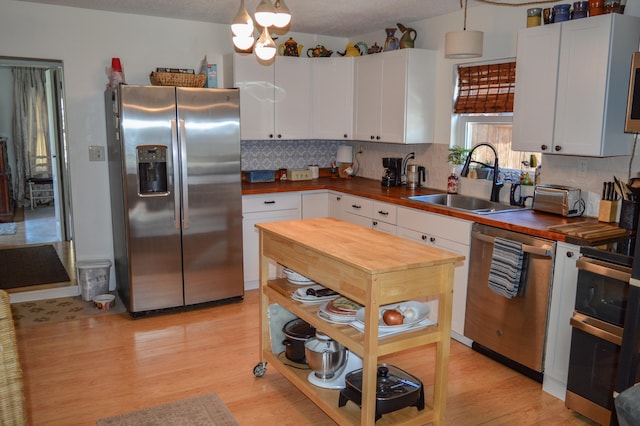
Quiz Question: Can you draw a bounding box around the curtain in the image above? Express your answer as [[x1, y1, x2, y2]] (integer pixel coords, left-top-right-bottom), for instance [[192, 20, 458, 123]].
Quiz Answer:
[[454, 62, 516, 114], [11, 67, 51, 206]]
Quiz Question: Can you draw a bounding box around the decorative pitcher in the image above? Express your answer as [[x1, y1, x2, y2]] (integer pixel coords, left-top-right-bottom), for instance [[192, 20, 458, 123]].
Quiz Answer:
[[383, 28, 400, 52], [397, 23, 417, 49]]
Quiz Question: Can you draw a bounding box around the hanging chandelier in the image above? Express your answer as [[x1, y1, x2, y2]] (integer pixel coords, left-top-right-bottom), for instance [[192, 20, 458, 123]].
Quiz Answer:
[[231, 0, 291, 62]]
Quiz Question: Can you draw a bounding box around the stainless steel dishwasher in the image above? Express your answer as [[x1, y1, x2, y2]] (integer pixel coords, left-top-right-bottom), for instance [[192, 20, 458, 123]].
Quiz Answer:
[[464, 223, 555, 382]]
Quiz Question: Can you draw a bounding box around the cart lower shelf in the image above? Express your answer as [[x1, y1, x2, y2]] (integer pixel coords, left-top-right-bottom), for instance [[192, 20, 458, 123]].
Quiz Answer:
[[257, 350, 437, 426]]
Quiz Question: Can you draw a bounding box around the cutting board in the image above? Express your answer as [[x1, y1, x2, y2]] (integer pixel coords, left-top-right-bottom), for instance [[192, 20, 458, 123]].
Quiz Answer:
[[548, 221, 628, 241]]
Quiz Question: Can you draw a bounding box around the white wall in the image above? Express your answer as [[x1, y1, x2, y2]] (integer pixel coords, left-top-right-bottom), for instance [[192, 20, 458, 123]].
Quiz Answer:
[[0, 0, 347, 289]]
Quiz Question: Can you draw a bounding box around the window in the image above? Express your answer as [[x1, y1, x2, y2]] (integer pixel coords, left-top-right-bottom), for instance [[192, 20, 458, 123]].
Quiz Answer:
[[453, 62, 540, 176]]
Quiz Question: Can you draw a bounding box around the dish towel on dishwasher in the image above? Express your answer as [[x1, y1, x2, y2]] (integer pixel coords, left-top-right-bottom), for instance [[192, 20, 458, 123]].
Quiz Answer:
[[488, 237, 525, 299]]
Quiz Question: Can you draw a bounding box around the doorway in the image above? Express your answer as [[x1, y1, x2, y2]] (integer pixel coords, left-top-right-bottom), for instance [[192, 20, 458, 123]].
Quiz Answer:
[[0, 57, 75, 300]]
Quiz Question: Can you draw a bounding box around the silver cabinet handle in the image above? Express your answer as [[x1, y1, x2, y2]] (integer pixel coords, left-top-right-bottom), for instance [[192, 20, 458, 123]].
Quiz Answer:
[[171, 119, 180, 230], [179, 119, 189, 229], [576, 257, 631, 283], [570, 311, 622, 346], [471, 231, 553, 257]]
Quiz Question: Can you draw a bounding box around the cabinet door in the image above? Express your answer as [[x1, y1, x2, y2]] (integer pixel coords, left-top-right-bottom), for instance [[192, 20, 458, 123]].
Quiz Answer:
[[274, 56, 312, 140], [311, 57, 354, 140], [397, 226, 470, 340], [233, 53, 275, 140], [379, 51, 407, 143], [543, 242, 579, 400], [554, 17, 611, 156], [512, 25, 560, 153], [353, 54, 382, 141], [554, 14, 639, 156], [242, 193, 301, 288], [302, 191, 329, 219]]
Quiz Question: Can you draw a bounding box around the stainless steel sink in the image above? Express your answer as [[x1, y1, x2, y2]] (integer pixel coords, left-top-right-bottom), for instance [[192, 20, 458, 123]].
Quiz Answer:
[[406, 194, 528, 215]]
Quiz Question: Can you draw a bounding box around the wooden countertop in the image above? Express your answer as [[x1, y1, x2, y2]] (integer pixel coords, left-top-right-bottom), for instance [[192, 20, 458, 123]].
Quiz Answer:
[[242, 176, 632, 244], [256, 217, 465, 274]]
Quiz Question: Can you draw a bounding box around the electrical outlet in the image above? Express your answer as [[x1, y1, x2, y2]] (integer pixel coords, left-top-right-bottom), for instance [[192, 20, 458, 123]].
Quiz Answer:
[[358, 145, 364, 154], [89, 145, 106, 162], [578, 160, 588, 178]]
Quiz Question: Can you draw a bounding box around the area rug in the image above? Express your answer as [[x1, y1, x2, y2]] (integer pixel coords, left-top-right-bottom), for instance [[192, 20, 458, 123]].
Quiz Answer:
[[0, 222, 17, 235], [96, 392, 239, 426], [0, 245, 70, 289], [11, 294, 126, 327]]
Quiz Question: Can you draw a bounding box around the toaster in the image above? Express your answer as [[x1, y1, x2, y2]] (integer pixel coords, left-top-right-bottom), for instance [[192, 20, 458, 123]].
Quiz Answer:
[[532, 184, 582, 217]]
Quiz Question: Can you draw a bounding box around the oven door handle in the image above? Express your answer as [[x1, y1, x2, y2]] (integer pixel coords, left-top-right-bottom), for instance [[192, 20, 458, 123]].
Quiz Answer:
[[570, 311, 623, 346], [576, 257, 631, 283], [472, 231, 553, 257]]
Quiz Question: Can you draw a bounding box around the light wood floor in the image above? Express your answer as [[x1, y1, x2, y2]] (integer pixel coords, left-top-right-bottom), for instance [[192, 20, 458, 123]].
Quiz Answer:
[[15, 289, 598, 426]]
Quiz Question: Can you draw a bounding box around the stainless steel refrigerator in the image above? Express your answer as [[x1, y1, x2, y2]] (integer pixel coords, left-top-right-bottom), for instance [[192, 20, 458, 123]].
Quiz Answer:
[[105, 85, 243, 315]]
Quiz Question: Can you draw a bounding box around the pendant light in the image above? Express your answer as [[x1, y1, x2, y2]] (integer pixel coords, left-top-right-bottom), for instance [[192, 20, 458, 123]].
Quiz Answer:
[[445, 0, 483, 59], [231, 0, 291, 62], [272, 0, 291, 28], [254, 26, 277, 61], [254, 0, 276, 28], [231, 0, 254, 51]]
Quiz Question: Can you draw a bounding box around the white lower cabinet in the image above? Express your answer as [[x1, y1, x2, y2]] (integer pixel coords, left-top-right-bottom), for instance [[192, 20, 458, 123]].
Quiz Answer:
[[329, 192, 396, 234], [242, 193, 301, 289], [543, 242, 580, 400], [301, 191, 329, 219], [396, 207, 472, 344]]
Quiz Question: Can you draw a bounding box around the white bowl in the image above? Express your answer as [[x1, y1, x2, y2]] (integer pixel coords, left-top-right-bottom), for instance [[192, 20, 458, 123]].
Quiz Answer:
[[283, 268, 314, 284], [93, 294, 115, 310]]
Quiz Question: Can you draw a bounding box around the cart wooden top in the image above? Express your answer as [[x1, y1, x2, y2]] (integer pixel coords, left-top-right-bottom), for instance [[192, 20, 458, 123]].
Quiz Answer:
[[256, 217, 464, 275]]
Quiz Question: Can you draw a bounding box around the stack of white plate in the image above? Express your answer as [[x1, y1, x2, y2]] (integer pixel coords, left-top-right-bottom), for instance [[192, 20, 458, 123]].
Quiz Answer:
[[283, 268, 315, 285], [318, 296, 363, 324], [291, 286, 337, 304]]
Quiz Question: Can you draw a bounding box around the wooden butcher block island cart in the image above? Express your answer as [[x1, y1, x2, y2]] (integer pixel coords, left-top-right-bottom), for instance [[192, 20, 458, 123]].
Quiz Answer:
[[254, 218, 464, 425]]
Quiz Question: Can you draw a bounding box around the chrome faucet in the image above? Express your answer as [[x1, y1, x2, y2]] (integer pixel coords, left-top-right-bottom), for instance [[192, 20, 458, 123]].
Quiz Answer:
[[460, 143, 503, 203]]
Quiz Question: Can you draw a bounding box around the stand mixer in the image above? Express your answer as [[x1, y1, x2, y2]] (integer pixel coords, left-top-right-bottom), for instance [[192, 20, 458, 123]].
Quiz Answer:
[[307, 350, 363, 389], [381, 157, 403, 187]]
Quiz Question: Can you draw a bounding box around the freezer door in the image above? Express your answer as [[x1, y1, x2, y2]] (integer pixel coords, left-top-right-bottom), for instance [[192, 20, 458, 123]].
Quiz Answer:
[[176, 88, 244, 305], [119, 85, 184, 311]]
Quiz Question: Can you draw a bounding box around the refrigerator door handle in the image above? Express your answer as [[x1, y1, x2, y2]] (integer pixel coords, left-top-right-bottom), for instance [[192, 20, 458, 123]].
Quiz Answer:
[[179, 118, 189, 229], [171, 119, 181, 230]]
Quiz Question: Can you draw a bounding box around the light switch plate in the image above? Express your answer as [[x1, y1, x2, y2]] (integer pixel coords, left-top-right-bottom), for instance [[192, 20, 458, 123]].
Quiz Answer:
[[89, 145, 106, 162]]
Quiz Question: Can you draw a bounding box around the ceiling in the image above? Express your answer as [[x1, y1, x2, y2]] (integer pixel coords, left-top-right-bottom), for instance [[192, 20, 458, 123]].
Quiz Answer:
[[16, 0, 462, 38]]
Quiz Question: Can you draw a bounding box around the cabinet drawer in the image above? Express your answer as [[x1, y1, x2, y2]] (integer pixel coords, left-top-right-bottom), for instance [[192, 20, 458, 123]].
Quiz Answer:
[[340, 194, 373, 217], [243, 193, 301, 213], [373, 201, 397, 224], [397, 206, 472, 244]]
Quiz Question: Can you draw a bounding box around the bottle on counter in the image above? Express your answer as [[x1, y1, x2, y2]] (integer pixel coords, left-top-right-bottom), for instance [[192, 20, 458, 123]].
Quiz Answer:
[[447, 168, 459, 194]]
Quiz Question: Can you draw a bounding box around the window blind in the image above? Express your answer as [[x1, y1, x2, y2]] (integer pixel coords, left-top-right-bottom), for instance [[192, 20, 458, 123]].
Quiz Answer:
[[454, 62, 516, 114]]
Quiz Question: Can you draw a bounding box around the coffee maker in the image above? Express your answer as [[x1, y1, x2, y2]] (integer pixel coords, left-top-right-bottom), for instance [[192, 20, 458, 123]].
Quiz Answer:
[[381, 157, 403, 187]]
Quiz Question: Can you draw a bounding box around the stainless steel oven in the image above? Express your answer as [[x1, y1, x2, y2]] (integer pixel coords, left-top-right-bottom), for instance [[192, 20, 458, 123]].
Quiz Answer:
[[566, 248, 632, 425]]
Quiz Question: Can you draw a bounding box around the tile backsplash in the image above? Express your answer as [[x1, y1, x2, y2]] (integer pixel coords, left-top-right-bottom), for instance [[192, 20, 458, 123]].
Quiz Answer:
[[242, 139, 640, 219]]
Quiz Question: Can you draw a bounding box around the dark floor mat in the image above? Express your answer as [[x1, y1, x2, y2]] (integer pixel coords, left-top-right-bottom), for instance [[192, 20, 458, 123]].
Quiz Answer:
[[0, 245, 70, 289]]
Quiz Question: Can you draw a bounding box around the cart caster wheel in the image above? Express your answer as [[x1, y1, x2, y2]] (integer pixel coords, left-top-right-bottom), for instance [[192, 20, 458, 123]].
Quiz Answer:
[[253, 362, 267, 377]]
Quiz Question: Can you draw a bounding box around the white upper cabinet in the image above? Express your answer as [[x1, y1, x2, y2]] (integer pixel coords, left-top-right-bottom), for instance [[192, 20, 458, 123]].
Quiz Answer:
[[234, 53, 275, 140], [512, 14, 640, 156], [233, 54, 311, 140], [354, 49, 436, 144], [311, 57, 354, 140], [274, 57, 312, 140]]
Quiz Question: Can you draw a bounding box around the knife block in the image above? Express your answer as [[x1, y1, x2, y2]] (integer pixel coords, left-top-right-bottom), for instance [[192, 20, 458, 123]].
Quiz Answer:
[[598, 200, 619, 223]]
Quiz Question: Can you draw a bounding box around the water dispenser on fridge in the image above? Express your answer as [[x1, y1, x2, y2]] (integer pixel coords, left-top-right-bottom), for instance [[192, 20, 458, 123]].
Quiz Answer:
[[137, 146, 167, 195]]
